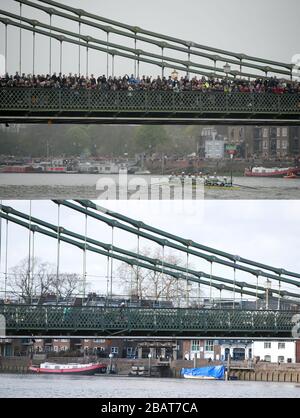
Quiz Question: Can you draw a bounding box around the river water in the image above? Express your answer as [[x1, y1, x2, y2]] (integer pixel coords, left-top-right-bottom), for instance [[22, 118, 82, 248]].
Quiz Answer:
[[0, 374, 300, 398], [0, 174, 299, 199]]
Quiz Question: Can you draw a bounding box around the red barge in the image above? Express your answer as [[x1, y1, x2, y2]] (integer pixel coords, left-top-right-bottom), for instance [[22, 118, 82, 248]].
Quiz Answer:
[[244, 166, 300, 178], [29, 362, 107, 375]]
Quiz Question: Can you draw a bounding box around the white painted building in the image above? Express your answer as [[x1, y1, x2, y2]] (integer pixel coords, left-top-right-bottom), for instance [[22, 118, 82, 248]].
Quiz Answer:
[[204, 130, 225, 159], [252, 341, 295, 363], [220, 341, 252, 361]]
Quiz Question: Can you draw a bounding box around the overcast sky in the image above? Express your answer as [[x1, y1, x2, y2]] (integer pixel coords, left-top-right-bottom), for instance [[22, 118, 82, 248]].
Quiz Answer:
[[1, 200, 300, 299], [0, 0, 299, 77]]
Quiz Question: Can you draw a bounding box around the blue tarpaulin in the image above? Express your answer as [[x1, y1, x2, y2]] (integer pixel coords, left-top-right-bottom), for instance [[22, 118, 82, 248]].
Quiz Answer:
[[181, 365, 225, 380]]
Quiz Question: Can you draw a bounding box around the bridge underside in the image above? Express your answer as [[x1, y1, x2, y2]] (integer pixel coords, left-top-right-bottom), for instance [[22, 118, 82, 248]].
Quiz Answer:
[[1, 115, 300, 126], [1, 305, 295, 338]]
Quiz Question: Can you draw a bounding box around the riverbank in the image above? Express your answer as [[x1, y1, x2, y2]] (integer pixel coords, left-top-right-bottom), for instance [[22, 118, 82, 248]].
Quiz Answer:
[[2, 356, 300, 383]]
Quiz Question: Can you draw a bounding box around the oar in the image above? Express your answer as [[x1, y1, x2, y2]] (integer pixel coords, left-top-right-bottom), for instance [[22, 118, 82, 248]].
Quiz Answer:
[[233, 183, 258, 190]]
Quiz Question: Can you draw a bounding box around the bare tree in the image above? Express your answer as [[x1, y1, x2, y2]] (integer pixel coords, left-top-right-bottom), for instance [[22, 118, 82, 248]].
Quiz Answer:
[[9, 258, 54, 303], [117, 248, 201, 306], [9, 258, 82, 303], [50, 273, 83, 300]]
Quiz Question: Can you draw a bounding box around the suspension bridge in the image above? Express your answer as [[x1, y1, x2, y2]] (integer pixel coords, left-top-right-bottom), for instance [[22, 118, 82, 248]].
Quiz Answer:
[[0, 0, 299, 125], [0, 200, 300, 338]]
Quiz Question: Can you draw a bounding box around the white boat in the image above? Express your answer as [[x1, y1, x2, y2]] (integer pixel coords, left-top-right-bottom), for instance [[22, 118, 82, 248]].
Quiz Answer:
[[134, 170, 151, 175], [29, 362, 107, 375]]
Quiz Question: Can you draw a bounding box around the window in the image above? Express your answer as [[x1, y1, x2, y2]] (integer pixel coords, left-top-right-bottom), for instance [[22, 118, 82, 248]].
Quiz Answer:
[[94, 339, 105, 343], [264, 355, 271, 362], [205, 340, 214, 352], [192, 340, 200, 351], [111, 347, 118, 354], [264, 342, 271, 349], [278, 356, 284, 363], [263, 128, 268, 138], [277, 128, 281, 137], [127, 347, 133, 356], [263, 140, 268, 149], [278, 343, 285, 349], [53, 346, 58, 352], [282, 128, 288, 137], [282, 140, 288, 149]]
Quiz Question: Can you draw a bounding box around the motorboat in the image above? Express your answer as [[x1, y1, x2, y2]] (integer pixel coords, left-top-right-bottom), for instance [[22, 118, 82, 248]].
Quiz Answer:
[[181, 365, 225, 380]]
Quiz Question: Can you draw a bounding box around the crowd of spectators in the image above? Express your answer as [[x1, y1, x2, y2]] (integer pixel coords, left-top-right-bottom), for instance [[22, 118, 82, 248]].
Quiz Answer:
[[1, 71, 299, 94]]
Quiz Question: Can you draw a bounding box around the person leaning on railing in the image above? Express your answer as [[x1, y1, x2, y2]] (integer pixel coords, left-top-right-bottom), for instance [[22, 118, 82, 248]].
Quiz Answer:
[[0, 72, 299, 94]]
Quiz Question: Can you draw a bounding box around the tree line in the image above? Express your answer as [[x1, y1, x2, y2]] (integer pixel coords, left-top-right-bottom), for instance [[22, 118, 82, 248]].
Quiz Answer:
[[0, 124, 202, 158]]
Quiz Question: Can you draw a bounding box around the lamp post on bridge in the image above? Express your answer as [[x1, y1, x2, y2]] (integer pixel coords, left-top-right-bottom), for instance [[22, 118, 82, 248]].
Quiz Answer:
[[223, 63, 231, 83], [108, 352, 113, 374], [148, 352, 152, 377]]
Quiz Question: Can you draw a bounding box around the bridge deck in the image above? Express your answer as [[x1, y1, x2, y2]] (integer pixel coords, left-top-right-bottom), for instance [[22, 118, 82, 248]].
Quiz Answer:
[[0, 305, 296, 337], [0, 89, 299, 125]]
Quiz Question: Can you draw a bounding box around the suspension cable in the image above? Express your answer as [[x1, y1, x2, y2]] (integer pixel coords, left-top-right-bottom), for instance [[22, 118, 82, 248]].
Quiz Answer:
[[106, 32, 109, 78], [209, 261, 213, 303], [28, 201, 32, 302], [186, 247, 189, 307], [256, 274, 259, 310], [31, 230, 35, 303], [59, 40, 62, 74], [106, 253, 110, 301], [278, 274, 281, 310], [49, 13, 52, 74], [136, 230, 140, 298], [86, 40, 89, 78], [110, 226, 114, 299], [233, 261, 236, 309], [161, 244, 165, 302], [134, 36, 137, 78], [56, 203, 60, 301], [82, 213, 87, 301], [4, 24, 7, 74], [32, 30, 36, 74], [78, 21, 81, 76], [19, 2, 22, 74], [4, 219, 8, 301], [112, 54, 115, 77], [0, 201, 2, 296]]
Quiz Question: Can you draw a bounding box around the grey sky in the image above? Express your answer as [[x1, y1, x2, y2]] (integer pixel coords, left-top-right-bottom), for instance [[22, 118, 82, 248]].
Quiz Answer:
[[1, 200, 300, 299], [0, 0, 299, 77]]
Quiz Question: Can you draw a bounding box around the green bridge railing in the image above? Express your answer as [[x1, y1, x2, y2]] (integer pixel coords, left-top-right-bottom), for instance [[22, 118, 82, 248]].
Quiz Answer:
[[0, 304, 297, 337], [0, 89, 300, 119]]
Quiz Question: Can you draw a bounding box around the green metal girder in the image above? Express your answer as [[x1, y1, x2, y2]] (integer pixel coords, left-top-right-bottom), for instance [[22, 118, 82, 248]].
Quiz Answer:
[[78, 200, 300, 280], [0, 9, 291, 80], [0, 211, 266, 300], [53, 201, 300, 288], [1, 304, 296, 337], [1, 10, 288, 81], [34, 0, 293, 71], [3, 204, 297, 300]]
